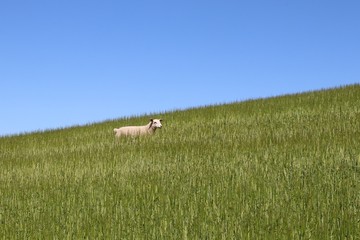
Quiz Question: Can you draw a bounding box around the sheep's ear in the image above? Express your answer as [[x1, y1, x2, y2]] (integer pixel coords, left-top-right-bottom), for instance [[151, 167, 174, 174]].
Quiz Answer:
[[160, 119, 163, 122], [150, 118, 154, 122]]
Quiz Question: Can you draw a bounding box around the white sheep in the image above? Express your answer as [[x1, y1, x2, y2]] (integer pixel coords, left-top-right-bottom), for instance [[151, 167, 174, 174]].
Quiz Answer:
[[113, 119, 163, 137]]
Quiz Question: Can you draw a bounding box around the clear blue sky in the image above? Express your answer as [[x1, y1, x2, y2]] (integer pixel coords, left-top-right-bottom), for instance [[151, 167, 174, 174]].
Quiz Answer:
[[1, 0, 359, 136]]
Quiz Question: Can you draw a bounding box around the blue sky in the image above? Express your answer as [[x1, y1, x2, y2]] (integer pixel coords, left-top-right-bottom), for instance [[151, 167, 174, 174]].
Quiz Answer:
[[1, 0, 359, 136]]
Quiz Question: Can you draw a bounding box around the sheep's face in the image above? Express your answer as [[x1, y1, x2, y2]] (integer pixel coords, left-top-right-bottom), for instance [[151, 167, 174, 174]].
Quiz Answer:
[[151, 119, 163, 129]]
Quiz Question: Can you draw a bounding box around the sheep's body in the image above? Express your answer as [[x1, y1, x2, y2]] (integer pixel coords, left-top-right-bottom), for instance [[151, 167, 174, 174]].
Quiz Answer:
[[114, 119, 162, 137]]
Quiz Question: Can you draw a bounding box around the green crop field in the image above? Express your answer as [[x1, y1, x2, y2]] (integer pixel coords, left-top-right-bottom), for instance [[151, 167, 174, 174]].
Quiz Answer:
[[1, 85, 360, 239]]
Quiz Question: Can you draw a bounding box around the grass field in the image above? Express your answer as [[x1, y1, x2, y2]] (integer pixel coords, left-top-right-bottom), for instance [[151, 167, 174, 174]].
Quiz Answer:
[[1, 85, 360, 239]]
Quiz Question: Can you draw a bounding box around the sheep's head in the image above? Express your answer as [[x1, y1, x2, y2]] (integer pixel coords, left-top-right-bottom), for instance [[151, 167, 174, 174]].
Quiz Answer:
[[150, 119, 163, 129]]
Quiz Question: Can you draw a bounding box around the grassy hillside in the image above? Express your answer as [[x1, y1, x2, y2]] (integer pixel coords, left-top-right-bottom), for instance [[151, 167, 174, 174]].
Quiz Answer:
[[1, 85, 360, 239]]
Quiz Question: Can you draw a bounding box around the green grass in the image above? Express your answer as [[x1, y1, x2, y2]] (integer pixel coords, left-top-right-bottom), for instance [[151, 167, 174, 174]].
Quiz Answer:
[[1, 85, 360, 239]]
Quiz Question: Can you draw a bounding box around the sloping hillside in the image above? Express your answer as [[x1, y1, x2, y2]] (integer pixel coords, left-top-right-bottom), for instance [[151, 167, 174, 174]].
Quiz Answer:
[[1, 85, 359, 239]]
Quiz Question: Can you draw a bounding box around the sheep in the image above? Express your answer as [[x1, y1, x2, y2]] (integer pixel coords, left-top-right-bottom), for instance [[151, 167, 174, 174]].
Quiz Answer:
[[113, 119, 163, 137]]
